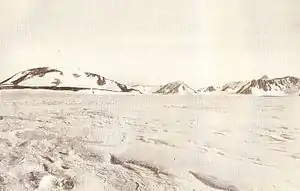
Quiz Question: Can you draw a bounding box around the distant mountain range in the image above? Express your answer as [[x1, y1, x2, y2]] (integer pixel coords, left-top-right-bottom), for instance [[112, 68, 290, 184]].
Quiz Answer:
[[1, 67, 300, 96], [198, 75, 300, 96]]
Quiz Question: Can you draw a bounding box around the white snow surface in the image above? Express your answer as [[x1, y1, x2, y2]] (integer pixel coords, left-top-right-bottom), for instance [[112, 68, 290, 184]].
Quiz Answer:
[[0, 91, 299, 190]]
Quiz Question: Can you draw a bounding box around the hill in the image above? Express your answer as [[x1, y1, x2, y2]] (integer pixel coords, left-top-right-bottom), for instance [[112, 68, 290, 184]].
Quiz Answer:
[[0, 67, 141, 94]]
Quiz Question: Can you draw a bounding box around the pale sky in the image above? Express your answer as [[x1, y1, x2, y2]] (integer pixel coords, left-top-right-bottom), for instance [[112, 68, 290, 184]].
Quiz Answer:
[[1, 0, 300, 88]]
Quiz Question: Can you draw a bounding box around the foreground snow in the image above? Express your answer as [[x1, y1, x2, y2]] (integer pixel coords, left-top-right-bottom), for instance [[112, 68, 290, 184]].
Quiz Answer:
[[0, 91, 299, 190]]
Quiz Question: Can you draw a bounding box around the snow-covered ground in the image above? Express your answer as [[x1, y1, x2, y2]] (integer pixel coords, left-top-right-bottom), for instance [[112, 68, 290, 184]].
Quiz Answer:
[[0, 90, 299, 190]]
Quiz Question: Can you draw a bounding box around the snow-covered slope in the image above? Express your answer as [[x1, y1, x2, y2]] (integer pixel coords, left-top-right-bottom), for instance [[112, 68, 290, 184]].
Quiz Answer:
[[154, 81, 196, 95], [0, 67, 141, 93]]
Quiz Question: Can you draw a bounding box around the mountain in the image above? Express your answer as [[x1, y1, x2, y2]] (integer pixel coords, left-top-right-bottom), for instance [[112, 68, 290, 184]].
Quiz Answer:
[[0, 67, 142, 93], [236, 76, 300, 95], [198, 75, 300, 95], [260, 75, 270, 80], [221, 81, 249, 93], [130, 84, 161, 94], [197, 81, 249, 94], [154, 81, 196, 95]]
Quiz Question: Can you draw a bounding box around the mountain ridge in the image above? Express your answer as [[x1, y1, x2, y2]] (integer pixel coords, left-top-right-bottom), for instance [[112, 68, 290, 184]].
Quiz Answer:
[[1, 67, 300, 96], [198, 75, 300, 95]]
